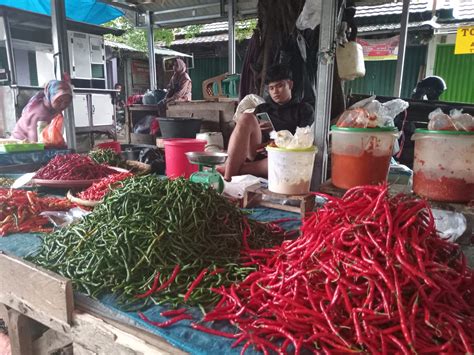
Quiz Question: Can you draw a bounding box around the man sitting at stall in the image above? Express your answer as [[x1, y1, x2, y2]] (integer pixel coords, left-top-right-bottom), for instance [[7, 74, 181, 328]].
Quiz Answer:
[[220, 64, 314, 181], [11, 79, 73, 142]]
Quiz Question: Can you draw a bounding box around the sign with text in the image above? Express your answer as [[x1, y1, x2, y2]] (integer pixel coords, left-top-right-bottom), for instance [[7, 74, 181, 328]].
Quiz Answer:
[[455, 26, 474, 54], [357, 36, 400, 61]]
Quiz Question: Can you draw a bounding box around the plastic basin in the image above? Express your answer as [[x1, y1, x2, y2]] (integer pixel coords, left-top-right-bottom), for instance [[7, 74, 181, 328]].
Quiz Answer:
[[158, 117, 202, 139]]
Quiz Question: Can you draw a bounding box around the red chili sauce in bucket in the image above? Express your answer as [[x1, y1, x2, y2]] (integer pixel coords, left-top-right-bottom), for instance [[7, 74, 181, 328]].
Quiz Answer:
[[413, 172, 474, 203], [332, 151, 392, 189]]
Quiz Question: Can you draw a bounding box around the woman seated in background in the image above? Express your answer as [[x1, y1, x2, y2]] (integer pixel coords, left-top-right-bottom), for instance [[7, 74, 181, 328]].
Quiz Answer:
[[164, 58, 192, 104], [11, 79, 73, 142]]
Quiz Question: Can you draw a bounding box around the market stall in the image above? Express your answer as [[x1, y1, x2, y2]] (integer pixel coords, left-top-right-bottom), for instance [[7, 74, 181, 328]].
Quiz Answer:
[[0, 0, 473, 354]]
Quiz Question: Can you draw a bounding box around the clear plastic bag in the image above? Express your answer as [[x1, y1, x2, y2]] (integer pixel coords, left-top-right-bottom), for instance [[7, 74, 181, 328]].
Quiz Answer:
[[427, 108, 455, 131], [450, 109, 474, 132], [40, 207, 90, 228], [339, 97, 409, 128], [271, 125, 314, 149]]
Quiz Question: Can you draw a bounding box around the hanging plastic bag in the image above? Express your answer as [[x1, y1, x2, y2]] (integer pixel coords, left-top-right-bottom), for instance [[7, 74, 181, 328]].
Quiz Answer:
[[41, 114, 66, 147]]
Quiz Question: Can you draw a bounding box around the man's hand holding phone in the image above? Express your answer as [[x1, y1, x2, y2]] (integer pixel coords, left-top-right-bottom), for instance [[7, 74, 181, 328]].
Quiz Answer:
[[256, 112, 275, 133]]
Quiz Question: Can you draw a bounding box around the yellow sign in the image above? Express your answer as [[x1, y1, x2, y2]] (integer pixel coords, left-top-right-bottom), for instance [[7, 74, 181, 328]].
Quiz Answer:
[[455, 26, 474, 54]]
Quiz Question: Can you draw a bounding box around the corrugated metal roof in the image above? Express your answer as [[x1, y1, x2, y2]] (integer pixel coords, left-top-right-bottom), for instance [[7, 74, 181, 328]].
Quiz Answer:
[[358, 21, 429, 33], [174, 20, 254, 35], [355, 0, 430, 17], [170, 34, 229, 45], [105, 39, 193, 56]]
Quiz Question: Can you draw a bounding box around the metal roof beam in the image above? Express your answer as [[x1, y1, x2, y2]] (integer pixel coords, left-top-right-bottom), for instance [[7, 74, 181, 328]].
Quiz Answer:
[[154, 14, 223, 26], [153, 2, 221, 15]]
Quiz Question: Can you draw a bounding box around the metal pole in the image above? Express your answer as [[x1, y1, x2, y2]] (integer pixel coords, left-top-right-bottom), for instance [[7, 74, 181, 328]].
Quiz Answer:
[[51, 0, 76, 150], [146, 11, 157, 90], [3, 14, 16, 85], [311, 0, 338, 190], [393, 0, 410, 97], [228, 0, 236, 74]]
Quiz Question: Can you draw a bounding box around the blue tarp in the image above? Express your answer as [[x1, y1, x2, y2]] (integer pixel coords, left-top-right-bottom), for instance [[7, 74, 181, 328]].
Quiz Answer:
[[0, 0, 123, 25], [0, 207, 301, 354]]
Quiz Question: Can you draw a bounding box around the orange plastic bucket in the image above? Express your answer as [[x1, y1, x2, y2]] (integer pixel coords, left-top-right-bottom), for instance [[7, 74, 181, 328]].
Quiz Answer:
[[164, 138, 206, 178]]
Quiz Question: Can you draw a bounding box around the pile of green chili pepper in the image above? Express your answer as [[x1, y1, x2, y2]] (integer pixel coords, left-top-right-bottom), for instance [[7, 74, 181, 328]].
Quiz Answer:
[[29, 176, 282, 310], [89, 148, 123, 167]]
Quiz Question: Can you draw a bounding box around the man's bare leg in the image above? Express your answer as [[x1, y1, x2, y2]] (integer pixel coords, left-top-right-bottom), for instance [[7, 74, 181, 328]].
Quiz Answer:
[[239, 158, 268, 178], [223, 113, 261, 181]]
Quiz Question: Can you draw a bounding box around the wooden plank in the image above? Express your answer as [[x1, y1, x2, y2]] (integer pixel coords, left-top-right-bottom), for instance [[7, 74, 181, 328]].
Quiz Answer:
[[0, 252, 73, 332], [7, 309, 34, 355], [71, 312, 183, 355], [32, 329, 72, 355], [243, 184, 314, 218]]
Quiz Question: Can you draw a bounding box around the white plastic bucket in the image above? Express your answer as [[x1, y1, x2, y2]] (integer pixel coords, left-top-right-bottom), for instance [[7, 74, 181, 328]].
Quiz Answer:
[[266, 145, 317, 194], [412, 129, 474, 202]]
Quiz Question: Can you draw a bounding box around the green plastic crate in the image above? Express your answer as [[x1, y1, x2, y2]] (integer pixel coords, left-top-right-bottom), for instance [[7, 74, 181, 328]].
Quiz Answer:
[[0, 143, 45, 153]]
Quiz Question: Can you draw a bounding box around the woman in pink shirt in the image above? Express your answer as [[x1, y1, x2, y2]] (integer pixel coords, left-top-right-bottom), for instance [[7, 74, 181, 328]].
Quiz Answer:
[[12, 80, 73, 142]]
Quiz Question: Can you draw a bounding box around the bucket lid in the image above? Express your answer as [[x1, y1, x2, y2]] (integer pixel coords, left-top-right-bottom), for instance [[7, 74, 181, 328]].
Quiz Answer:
[[331, 125, 398, 133], [163, 138, 207, 146], [266, 145, 317, 153], [414, 128, 474, 136]]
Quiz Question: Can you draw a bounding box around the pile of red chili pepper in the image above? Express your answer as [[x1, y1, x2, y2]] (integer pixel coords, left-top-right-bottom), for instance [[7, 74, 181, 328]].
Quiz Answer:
[[78, 172, 133, 201], [203, 185, 474, 354], [34, 154, 118, 180], [0, 188, 73, 236]]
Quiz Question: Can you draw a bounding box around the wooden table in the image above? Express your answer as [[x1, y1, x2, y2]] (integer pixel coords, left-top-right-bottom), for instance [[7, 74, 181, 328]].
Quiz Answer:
[[0, 252, 183, 355]]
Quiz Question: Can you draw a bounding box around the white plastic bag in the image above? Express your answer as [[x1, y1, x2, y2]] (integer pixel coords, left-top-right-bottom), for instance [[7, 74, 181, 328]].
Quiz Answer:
[[233, 94, 266, 122], [296, 0, 322, 30], [271, 125, 314, 149]]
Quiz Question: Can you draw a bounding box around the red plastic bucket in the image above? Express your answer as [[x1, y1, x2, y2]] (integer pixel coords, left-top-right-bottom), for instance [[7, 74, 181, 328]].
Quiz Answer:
[[164, 138, 206, 178], [96, 141, 121, 153]]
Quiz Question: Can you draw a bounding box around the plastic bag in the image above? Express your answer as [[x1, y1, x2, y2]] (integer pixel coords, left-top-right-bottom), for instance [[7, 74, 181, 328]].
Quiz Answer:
[[338, 97, 409, 128], [41, 114, 66, 147], [40, 207, 90, 228], [296, 0, 322, 30], [335, 108, 372, 128], [427, 108, 455, 131], [450, 109, 474, 131], [272, 125, 315, 149], [233, 94, 266, 122]]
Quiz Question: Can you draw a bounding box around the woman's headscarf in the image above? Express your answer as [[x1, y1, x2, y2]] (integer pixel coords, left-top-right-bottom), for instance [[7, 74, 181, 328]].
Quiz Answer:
[[171, 59, 190, 86], [44, 80, 73, 108], [11, 79, 73, 141]]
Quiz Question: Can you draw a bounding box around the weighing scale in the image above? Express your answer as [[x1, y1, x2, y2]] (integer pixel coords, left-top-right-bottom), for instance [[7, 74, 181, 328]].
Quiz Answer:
[[185, 152, 228, 193]]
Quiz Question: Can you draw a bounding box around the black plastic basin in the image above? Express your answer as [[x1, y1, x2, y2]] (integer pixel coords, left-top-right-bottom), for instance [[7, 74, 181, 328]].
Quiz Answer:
[[157, 117, 202, 139]]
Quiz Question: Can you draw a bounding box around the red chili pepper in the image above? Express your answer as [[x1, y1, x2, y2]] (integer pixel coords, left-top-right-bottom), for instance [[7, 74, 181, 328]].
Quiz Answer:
[[184, 268, 208, 302], [154, 264, 180, 293], [190, 323, 240, 338], [138, 312, 192, 328], [134, 272, 160, 299], [160, 308, 188, 317]]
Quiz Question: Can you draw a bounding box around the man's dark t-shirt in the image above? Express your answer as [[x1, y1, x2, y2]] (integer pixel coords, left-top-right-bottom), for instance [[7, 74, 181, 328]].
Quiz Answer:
[[254, 98, 314, 134]]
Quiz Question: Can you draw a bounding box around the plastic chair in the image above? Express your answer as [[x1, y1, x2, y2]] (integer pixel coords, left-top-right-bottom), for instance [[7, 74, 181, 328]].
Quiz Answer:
[[202, 73, 240, 100], [202, 73, 228, 100]]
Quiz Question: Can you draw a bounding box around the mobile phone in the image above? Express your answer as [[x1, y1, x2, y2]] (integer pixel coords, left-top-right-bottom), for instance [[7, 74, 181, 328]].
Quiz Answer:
[[256, 112, 275, 131]]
